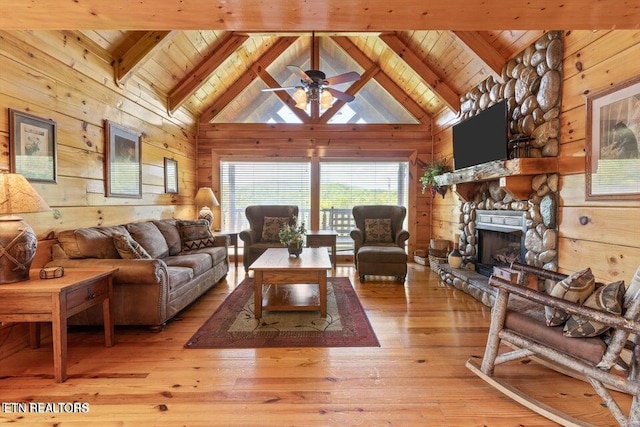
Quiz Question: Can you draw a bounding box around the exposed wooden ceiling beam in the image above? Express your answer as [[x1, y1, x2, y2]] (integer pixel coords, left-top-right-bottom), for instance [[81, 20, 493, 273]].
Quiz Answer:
[[332, 36, 430, 124], [451, 31, 504, 81], [200, 36, 298, 123], [319, 64, 379, 124], [3, 1, 638, 30], [255, 67, 310, 123], [168, 33, 249, 115], [379, 33, 461, 113], [115, 31, 177, 87]]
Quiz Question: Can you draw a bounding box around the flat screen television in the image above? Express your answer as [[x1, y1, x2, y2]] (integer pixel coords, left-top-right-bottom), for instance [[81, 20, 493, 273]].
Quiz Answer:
[[452, 99, 509, 170]]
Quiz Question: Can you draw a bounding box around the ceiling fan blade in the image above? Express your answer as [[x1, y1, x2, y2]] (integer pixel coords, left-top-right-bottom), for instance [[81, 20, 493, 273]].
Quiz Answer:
[[325, 87, 355, 103], [324, 71, 360, 86], [287, 65, 314, 84], [261, 86, 300, 92]]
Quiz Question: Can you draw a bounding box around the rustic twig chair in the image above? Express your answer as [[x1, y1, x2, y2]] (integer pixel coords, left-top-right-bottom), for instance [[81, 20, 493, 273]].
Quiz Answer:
[[467, 262, 640, 427]]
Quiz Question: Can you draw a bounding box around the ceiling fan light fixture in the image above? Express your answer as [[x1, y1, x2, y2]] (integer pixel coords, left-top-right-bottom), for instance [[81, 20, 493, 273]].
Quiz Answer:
[[320, 89, 334, 110], [292, 88, 307, 110]]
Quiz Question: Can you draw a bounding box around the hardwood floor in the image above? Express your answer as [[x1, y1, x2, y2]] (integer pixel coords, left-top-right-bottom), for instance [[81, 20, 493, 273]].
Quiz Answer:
[[0, 263, 630, 426]]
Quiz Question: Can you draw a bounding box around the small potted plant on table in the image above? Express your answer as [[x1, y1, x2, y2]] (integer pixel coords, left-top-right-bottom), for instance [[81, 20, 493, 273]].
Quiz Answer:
[[279, 216, 307, 257]]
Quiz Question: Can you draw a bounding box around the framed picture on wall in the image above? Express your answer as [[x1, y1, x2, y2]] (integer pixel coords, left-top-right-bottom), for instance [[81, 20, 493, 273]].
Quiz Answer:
[[105, 120, 142, 198], [9, 109, 58, 183], [164, 157, 178, 194], [585, 75, 640, 200]]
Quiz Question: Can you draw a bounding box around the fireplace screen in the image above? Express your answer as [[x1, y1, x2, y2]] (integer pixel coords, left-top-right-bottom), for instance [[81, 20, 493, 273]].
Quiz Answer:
[[475, 210, 527, 277]]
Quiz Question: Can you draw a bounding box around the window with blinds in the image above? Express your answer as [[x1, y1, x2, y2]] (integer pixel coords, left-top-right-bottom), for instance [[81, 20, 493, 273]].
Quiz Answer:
[[220, 161, 311, 232], [319, 161, 409, 251]]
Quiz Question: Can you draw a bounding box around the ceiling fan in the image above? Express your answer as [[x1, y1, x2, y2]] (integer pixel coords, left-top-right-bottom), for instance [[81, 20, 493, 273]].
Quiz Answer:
[[262, 65, 360, 110]]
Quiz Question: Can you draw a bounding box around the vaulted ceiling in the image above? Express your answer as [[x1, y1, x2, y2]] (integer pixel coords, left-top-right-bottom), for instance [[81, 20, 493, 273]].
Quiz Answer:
[[3, 1, 638, 125], [77, 30, 545, 124]]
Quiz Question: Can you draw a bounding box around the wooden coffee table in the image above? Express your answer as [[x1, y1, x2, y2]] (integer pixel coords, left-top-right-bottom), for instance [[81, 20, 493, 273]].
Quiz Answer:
[[249, 248, 332, 318]]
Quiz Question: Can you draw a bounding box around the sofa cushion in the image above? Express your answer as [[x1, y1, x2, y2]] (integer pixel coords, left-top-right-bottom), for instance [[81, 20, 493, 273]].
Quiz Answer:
[[261, 216, 289, 242], [166, 266, 194, 290], [113, 233, 152, 259], [163, 253, 213, 276], [126, 221, 170, 259], [57, 225, 129, 259], [186, 246, 228, 266], [153, 219, 182, 256], [545, 267, 595, 326], [176, 220, 216, 251], [364, 218, 393, 243], [564, 280, 625, 337]]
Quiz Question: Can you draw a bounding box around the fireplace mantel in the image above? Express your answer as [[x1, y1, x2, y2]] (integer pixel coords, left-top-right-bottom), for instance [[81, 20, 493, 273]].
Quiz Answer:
[[434, 157, 558, 201]]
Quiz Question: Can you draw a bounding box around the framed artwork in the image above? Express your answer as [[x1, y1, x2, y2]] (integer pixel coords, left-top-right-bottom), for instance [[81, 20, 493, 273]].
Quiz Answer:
[[105, 120, 142, 198], [9, 109, 57, 183], [585, 75, 640, 200], [164, 157, 178, 194]]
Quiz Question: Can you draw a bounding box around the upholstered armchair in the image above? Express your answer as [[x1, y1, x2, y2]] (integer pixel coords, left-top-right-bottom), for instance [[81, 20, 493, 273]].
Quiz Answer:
[[350, 205, 410, 282], [239, 205, 298, 272]]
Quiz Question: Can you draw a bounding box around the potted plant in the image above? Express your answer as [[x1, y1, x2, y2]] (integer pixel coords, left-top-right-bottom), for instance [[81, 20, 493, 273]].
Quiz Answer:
[[420, 157, 451, 198], [278, 216, 307, 257]]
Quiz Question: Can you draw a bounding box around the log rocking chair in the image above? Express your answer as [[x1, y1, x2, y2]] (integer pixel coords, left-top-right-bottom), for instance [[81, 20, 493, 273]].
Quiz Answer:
[[467, 262, 640, 427]]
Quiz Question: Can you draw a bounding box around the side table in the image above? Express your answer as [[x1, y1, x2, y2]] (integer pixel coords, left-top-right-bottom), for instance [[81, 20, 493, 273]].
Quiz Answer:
[[214, 231, 239, 268], [0, 269, 116, 382], [306, 230, 338, 268]]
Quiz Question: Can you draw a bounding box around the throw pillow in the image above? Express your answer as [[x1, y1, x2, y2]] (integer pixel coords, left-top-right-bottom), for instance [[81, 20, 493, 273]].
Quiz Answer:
[[113, 233, 152, 260], [364, 218, 393, 243], [545, 267, 595, 326], [176, 220, 216, 251], [261, 216, 289, 242], [563, 280, 625, 337]]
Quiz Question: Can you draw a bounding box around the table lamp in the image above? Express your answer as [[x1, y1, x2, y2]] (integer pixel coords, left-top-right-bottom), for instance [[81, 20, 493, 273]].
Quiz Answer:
[[0, 173, 50, 284], [194, 187, 219, 227]]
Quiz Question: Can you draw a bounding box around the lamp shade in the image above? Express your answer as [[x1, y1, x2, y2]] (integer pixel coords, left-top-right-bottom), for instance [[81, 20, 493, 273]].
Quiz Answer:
[[194, 187, 219, 226], [0, 173, 50, 284], [0, 173, 50, 217], [194, 187, 219, 209]]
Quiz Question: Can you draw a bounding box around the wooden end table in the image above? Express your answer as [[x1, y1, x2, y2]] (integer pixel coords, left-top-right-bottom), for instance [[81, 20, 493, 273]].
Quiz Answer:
[[214, 230, 239, 268], [0, 269, 117, 382], [249, 248, 332, 319], [306, 230, 338, 268]]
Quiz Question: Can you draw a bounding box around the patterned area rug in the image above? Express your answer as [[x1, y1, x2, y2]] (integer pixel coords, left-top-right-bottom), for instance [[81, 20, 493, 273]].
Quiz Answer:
[[185, 277, 379, 348]]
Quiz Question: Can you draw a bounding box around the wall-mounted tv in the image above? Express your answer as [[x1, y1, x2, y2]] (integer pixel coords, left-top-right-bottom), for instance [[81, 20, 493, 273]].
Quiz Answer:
[[452, 99, 509, 170]]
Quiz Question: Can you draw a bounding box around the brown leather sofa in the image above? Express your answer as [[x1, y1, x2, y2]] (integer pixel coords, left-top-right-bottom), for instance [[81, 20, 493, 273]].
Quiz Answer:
[[239, 205, 298, 272], [350, 205, 410, 282], [45, 219, 229, 330]]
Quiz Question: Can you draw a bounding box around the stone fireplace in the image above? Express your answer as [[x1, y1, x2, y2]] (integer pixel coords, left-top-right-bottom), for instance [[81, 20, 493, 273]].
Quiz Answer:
[[433, 31, 563, 307]]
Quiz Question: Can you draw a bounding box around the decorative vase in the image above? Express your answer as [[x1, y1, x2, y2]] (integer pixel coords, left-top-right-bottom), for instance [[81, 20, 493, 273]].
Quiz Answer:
[[287, 242, 303, 257], [448, 243, 463, 269]]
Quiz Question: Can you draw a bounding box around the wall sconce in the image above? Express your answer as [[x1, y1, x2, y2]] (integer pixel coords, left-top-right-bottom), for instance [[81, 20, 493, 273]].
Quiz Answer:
[[194, 187, 219, 227], [0, 173, 50, 284]]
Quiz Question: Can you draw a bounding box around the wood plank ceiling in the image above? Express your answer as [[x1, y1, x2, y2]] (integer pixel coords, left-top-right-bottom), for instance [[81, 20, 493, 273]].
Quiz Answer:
[[76, 30, 545, 124], [3, 1, 638, 125]]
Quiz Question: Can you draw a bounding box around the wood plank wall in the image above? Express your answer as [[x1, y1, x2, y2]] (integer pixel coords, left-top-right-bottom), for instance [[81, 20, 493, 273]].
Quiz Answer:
[[0, 30, 198, 359], [0, 30, 198, 239], [431, 30, 640, 284], [196, 123, 433, 256]]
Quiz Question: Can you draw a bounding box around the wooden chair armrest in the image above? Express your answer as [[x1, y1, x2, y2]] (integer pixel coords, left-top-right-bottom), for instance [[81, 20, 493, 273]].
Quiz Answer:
[[489, 275, 640, 334]]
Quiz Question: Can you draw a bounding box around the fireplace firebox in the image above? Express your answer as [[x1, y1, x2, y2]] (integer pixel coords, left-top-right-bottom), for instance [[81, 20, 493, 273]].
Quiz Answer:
[[475, 210, 527, 277]]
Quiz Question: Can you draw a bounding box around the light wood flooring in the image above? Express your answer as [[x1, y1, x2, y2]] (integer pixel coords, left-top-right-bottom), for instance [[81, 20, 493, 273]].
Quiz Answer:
[[0, 263, 630, 426]]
